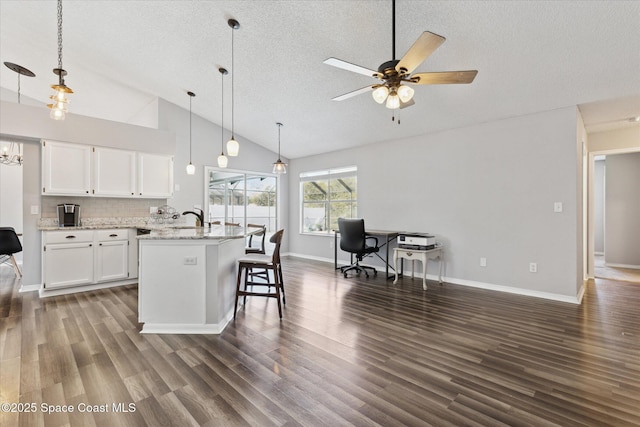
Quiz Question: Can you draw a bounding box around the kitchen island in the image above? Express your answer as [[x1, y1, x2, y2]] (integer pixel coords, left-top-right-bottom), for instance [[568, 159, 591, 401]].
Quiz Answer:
[[137, 225, 259, 334]]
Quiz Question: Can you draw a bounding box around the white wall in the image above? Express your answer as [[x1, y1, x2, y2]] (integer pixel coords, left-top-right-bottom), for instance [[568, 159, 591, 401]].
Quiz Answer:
[[289, 106, 583, 301], [594, 159, 605, 254], [604, 152, 640, 268]]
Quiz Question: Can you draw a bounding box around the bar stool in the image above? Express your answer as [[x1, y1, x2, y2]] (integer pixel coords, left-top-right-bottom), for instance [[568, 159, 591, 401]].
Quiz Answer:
[[234, 229, 285, 319]]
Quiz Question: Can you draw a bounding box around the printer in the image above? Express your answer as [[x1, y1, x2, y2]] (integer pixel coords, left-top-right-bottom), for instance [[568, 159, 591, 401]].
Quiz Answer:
[[398, 233, 436, 250]]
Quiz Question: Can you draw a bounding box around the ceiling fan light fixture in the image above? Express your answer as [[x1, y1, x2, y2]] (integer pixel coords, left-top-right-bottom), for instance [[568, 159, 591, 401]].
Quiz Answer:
[[372, 85, 389, 104], [397, 84, 414, 103], [386, 91, 400, 109]]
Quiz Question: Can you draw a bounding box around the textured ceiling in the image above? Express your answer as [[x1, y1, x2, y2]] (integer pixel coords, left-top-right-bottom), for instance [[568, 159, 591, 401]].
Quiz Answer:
[[1, 1, 639, 158]]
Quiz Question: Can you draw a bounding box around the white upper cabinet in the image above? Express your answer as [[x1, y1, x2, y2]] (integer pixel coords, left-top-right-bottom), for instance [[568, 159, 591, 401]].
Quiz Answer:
[[42, 140, 91, 196], [137, 152, 174, 198], [41, 140, 173, 199], [93, 147, 137, 197]]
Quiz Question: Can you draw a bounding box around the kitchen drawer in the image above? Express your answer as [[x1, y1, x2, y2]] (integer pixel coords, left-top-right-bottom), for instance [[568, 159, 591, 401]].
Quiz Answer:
[[44, 230, 94, 244], [96, 229, 129, 241]]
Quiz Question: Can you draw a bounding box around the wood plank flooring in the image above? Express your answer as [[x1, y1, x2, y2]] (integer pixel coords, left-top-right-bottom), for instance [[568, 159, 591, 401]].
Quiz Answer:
[[1, 259, 639, 426]]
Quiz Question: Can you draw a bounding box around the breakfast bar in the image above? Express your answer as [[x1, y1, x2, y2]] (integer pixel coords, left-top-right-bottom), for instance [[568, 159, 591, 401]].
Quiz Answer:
[[137, 225, 259, 334]]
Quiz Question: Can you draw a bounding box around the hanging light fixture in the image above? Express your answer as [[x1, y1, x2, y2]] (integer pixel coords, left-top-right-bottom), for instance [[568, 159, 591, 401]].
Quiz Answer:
[[272, 122, 287, 174], [2, 62, 35, 166], [226, 19, 240, 157], [217, 67, 229, 168], [186, 91, 196, 175], [48, 0, 73, 120]]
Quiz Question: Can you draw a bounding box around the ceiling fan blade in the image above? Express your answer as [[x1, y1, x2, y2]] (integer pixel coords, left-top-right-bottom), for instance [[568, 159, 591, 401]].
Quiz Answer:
[[399, 98, 415, 109], [332, 85, 374, 101], [411, 70, 478, 84], [396, 31, 446, 74], [323, 57, 379, 78]]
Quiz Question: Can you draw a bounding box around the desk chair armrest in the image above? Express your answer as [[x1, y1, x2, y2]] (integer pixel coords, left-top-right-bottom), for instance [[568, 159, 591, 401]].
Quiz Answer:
[[366, 236, 379, 247]]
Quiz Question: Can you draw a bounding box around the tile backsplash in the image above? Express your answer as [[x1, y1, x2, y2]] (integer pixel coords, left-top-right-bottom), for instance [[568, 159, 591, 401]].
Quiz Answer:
[[41, 196, 166, 219]]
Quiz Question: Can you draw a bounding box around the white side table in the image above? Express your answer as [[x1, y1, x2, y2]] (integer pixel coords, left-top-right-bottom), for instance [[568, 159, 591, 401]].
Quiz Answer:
[[393, 247, 443, 290]]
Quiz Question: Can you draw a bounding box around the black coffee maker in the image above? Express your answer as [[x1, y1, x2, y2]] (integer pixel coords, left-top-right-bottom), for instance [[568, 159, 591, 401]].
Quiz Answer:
[[57, 204, 81, 227]]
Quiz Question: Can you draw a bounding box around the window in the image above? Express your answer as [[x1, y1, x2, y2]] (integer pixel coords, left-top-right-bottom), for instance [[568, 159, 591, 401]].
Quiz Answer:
[[300, 166, 357, 234], [205, 169, 278, 232]]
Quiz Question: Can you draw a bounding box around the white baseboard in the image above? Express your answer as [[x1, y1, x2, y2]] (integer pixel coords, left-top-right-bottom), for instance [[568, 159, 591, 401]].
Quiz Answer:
[[604, 263, 640, 270], [20, 284, 41, 293], [39, 279, 137, 298], [287, 253, 582, 304]]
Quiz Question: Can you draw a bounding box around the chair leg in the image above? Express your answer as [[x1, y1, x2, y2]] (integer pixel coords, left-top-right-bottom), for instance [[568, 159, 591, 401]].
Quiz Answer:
[[278, 265, 285, 305], [272, 266, 282, 319], [234, 265, 243, 320], [10, 255, 22, 278]]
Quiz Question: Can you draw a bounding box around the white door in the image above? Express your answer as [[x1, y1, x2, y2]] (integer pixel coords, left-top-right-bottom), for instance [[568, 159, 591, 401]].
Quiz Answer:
[[42, 140, 91, 196], [93, 147, 137, 197], [96, 240, 129, 282], [137, 153, 173, 198], [44, 242, 94, 288]]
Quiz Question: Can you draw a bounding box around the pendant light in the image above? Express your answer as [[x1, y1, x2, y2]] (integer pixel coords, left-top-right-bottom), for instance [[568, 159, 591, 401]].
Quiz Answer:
[[48, 0, 73, 120], [186, 91, 196, 175], [272, 122, 287, 174], [217, 68, 229, 168], [226, 19, 240, 157], [2, 62, 35, 166]]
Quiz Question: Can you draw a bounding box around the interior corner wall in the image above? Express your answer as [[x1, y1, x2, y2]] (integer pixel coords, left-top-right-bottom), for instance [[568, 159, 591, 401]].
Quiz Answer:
[[594, 160, 605, 254], [288, 106, 581, 300], [604, 152, 640, 267], [156, 98, 289, 251]]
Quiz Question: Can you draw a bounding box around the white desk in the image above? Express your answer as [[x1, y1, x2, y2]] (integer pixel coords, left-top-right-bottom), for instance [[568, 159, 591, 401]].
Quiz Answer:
[[393, 247, 443, 290]]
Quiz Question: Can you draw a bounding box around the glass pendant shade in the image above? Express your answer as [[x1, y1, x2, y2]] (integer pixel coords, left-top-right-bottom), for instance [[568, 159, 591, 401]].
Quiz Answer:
[[186, 163, 195, 175], [217, 153, 228, 168], [386, 92, 400, 109], [273, 159, 287, 174], [397, 85, 414, 103], [372, 86, 389, 104], [227, 137, 239, 156]]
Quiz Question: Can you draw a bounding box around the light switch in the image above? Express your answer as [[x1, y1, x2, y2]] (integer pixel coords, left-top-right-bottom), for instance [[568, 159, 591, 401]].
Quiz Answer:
[[174, 184, 180, 191], [30, 205, 40, 215], [480, 257, 487, 267], [554, 202, 563, 213]]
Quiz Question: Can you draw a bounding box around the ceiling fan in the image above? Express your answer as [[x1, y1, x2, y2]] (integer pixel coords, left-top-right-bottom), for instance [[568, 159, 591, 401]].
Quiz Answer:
[[324, 0, 477, 111]]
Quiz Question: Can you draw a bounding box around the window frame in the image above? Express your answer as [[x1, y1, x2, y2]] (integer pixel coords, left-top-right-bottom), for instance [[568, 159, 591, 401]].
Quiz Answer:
[[299, 166, 357, 235]]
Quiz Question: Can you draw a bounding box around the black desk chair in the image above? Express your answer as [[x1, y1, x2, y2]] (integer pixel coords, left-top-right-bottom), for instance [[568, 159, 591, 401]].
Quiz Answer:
[[338, 218, 379, 278], [0, 227, 23, 278]]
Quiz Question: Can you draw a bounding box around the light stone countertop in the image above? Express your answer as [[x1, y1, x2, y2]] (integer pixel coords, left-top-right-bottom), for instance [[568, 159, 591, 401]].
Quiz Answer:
[[137, 225, 262, 240], [37, 217, 182, 231]]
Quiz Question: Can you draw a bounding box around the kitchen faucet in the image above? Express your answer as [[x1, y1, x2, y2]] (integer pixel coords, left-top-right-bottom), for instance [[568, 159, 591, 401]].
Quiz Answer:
[[182, 208, 204, 227]]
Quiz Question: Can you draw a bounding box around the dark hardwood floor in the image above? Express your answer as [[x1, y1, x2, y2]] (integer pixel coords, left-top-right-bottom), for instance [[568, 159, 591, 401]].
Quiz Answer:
[[1, 258, 639, 426]]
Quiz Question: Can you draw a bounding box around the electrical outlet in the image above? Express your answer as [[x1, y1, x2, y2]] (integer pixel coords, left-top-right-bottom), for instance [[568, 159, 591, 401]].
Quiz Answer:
[[184, 257, 197, 265], [480, 257, 487, 267], [150, 206, 158, 214], [529, 262, 537, 273], [554, 202, 563, 213]]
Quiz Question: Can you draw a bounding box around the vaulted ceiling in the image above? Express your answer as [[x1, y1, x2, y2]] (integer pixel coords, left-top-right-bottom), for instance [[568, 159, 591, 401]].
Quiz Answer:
[[1, 1, 639, 158]]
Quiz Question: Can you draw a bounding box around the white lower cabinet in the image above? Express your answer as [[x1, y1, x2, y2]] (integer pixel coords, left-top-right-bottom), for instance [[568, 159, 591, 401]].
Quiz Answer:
[[95, 230, 129, 282], [43, 229, 132, 290], [44, 241, 95, 289]]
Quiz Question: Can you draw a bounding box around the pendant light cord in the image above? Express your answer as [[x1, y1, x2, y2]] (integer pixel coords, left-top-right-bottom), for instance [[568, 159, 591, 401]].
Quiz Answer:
[[189, 94, 192, 163], [221, 71, 225, 153], [231, 25, 235, 139], [57, 0, 63, 70]]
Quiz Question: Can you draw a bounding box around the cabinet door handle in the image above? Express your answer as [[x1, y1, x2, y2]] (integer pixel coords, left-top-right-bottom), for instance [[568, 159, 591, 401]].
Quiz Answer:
[[65, 235, 76, 239], [109, 234, 118, 237]]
